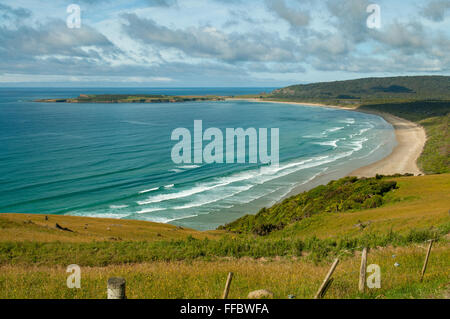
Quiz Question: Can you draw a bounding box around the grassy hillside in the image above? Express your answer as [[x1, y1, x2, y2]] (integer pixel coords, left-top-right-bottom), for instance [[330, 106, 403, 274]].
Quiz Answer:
[[0, 213, 220, 243], [220, 176, 398, 235], [270, 174, 450, 240], [269, 76, 450, 104], [0, 174, 449, 298]]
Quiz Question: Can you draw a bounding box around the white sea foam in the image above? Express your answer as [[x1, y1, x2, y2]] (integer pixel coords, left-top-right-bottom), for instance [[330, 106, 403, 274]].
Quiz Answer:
[[347, 137, 368, 152], [138, 184, 221, 205], [177, 165, 200, 169], [137, 174, 252, 205], [324, 127, 344, 134], [263, 154, 348, 183], [358, 128, 371, 135], [66, 212, 130, 219], [172, 184, 254, 210], [139, 214, 199, 224], [136, 207, 166, 214], [303, 134, 323, 138], [315, 139, 339, 148], [138, 150, 357, 208], [356, 141, 384, 159], [169, 169, 184, 173], [139, 187, 159, 194], [340, 118, 355, 124], [121, 120, 159, 126], [165, 184, 175, 188], [349, 125, 373, 138], [215, 204, 234, 209]]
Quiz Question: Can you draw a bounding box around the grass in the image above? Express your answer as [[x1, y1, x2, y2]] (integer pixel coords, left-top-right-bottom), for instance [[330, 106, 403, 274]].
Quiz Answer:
[[273, 174, 450, 240], [417, 114, 449, 174], [0, 213, 221, 243], [0, 244, 448, 299], [221, 176, 398, 235], [1, 225, 447, 266]]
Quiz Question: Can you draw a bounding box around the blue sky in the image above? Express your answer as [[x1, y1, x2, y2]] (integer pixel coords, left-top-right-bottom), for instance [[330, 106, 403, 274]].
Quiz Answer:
[[0, 0, 449, 87]]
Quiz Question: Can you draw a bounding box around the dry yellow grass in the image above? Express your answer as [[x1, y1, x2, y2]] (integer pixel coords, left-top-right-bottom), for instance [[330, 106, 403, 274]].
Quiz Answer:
[[277, 174, 450, 239], [0, 244, 448, 299], [0, 213, 221, 242]]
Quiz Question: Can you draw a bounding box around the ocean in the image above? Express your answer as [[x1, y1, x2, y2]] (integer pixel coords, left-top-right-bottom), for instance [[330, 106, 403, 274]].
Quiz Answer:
[[0, 87, 396, 230]]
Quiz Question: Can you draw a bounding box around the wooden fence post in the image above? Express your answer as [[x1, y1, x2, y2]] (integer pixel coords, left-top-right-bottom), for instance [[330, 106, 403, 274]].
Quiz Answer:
[[314, 258, 339, 299], [222, 272, 233, 299], [107, 277, 126, 299], [359, 247, 368, 293], [319, 278, 334, 299], [420, 240, 433, 282]]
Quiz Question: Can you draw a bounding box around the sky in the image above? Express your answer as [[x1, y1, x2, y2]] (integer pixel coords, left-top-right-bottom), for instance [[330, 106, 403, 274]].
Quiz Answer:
[[0, 0, 449, 87]]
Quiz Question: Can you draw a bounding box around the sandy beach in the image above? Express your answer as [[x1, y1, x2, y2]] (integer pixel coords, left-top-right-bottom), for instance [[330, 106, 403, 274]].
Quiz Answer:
[[227, 98, 427, 177], [349, 110, 426, 177]]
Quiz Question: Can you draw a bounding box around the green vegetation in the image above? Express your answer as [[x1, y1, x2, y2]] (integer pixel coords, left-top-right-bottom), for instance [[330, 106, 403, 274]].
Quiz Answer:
[[268, 76, 450, 104], [0, 225, 447, 267], [221, 177, 397, 235], [360, 100, 449, 121], [418, 115, 449, 174], [35, 94, 225, 104]]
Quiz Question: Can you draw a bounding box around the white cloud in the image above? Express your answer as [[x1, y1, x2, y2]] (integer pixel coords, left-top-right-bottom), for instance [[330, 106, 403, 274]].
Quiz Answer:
[[0, 0, 449, 85]]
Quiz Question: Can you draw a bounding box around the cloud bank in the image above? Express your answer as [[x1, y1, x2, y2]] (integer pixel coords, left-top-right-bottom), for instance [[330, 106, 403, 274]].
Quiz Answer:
[[0, 0, 449, 86]]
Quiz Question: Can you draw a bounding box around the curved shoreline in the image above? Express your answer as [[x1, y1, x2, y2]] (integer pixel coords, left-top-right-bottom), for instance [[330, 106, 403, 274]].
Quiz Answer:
[[349, 109, 425, 177], [227, 98, 426, 177]]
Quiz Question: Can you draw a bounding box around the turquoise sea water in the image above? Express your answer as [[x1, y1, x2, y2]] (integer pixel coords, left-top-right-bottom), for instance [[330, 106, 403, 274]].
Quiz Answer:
[[0, 88, 395, 230]]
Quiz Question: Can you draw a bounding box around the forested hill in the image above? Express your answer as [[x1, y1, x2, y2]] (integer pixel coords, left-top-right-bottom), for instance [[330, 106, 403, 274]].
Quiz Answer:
[[269, 76, 450, 103]]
